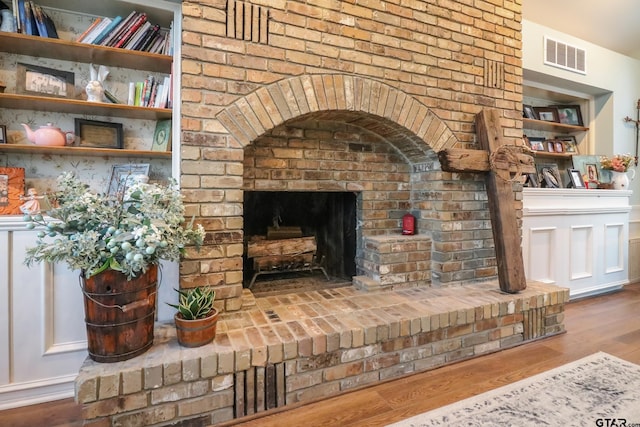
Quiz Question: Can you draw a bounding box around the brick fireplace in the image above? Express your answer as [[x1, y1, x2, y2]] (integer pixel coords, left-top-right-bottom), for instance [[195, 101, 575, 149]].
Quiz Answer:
[[74, 2, 568, 426], [178, 0, 524, 312]]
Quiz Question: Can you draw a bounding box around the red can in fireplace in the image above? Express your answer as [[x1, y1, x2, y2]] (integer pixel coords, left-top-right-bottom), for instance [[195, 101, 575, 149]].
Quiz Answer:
[[402, 213, 415, 235]]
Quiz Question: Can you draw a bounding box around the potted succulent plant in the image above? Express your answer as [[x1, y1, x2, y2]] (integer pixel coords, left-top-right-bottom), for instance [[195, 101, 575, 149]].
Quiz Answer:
[[22, 171, 205, 362], [168, 286, 219, 347]]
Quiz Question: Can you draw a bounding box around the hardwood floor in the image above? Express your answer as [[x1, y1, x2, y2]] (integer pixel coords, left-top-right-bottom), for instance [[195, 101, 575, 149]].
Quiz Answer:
[[2, 283, 639, 427]]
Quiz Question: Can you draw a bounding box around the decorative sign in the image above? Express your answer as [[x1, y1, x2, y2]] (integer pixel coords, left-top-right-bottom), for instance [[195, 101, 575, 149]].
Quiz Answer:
[[0, 167, 26, 215]]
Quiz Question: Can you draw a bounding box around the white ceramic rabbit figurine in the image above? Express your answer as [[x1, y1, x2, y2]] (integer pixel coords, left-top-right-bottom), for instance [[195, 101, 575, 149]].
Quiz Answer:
[[86, 64, 109, 102]]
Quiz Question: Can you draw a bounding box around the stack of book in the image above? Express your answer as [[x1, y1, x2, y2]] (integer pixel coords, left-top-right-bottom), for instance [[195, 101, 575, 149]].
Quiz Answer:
[[127, 74, 172, 109], [76, 10, 172, 55], [12, 0, 59, 38]]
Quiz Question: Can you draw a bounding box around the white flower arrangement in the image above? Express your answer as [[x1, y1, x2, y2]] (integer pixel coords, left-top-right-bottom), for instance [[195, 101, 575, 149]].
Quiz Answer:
[[24, 172, 205, 279]]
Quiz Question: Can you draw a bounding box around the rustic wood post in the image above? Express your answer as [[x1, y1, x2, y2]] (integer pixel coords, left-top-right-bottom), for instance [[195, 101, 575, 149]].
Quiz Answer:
[[438, 109, 530, 293]]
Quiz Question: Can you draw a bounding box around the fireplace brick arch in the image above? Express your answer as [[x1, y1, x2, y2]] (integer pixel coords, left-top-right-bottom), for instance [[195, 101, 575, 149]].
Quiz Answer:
[[182, 74, 494, 312], [216, 74, 458, 155]]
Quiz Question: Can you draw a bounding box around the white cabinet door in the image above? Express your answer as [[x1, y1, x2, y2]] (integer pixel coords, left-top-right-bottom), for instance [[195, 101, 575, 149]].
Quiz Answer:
[[0, 226, 87, 410]]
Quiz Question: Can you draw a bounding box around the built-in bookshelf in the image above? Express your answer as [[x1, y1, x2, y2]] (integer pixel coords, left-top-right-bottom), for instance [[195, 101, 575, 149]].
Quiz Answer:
[[0, 0, 179, 191], [0, 0, 182, 411]]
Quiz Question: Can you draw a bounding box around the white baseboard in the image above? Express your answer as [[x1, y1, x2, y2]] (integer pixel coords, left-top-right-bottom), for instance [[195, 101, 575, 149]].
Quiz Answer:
[[0, 375, 76, 410]]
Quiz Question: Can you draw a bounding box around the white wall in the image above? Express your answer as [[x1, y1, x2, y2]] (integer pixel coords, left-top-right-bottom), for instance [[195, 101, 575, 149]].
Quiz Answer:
[[522, 19, 640, 239]]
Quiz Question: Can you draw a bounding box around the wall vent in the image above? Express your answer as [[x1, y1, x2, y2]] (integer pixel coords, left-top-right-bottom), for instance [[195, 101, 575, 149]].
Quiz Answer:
[[544, 36, 586, 75]]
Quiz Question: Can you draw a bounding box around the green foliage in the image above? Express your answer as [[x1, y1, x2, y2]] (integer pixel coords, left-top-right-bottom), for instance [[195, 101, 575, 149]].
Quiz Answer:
[[23, 172, 205, 279], [167, 286, 215, 320]]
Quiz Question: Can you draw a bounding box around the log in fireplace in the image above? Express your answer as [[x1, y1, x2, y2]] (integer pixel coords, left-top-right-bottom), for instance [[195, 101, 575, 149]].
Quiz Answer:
[[243, 191, 357, 287]]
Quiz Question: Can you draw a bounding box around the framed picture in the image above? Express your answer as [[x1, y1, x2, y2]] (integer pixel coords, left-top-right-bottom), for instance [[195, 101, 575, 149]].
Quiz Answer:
[[556, 135, 578, 153], [523, 105, 538, 120], [537, 163, 562, 188], [75, 119, 123, 149], [107, 164, 150, 196], [0, 125, 6, 143], [524, 173, 539, 188], [151, 119, 172, 152], [553, 140, 564, 153], [572, 155, 600, 180], [567, 168, 586, 188], [527, 136, 545, 151], [533, 107, 559, 123], [0, 167, 26, 215], [546, 140, 555, 153], [555, 105, 584, 127], [585, 163, 599, 182], [16, 63, 75, 99]]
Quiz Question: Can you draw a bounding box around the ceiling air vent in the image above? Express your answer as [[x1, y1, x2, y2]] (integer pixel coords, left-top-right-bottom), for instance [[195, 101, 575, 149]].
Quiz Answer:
[[544, 36, 586, 75]]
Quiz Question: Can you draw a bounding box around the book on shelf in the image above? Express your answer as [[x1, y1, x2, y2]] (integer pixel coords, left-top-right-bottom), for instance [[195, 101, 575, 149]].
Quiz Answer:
[[112, 12, 147, 49], [100, 10, 137, 47], [32, 3, 47, 37], [155, 75, 171, 108], [23, 1, 37, 36], [19, 1, 57, 38], [133, 81, 144, 106], [140, 75, 154, 107], [133, 24, 159, 51], [127, 82, 135, 105], [122, 21, 150, 50], [81, 17, 111, 44], [42, 8, 58, 38], [17, 0, 26, 34], [91, 15, 121, 45], [163, 21, 173, 55], [104, 89, 122, 104], [148, 31, 167, 54], [75, 17, 101, 42], [147, 79, 159, 107]]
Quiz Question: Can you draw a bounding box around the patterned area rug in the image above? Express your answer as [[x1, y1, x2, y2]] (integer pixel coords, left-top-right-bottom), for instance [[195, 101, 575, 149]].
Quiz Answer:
[[388, 352, 640, 427]]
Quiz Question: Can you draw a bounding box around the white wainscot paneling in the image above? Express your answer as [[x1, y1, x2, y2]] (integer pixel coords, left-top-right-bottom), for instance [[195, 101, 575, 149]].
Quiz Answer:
[[604, 223, 624, 273], [527, 227, 557, 283], [523, 188, 631, 299], [569, 225, 593, 280], [0, 221, 88, 410]]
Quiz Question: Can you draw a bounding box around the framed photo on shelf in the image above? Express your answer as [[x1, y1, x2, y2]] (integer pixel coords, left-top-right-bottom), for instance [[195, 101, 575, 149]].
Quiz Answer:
[[0, 125, 6, 143], [524, 172, 539, 188], [555, 105, 584, 127], [567, 168, 586, 188], [0, 167, 25, 215], [533, 107, 559, 123], [523, 105, 538, 120], [572, 155, 599, 179], [556, 135, 578, 153], [16, 63, 75, 99], [585, 163, 599, 182], [527, 136, 545, 151], [553, 140, 564, 153], [107, 164, 150, 197], [75, 119, 123, 149], [536, 163, 562, 188], [151, 119, 172, 152], [546, 140, 555, 153]]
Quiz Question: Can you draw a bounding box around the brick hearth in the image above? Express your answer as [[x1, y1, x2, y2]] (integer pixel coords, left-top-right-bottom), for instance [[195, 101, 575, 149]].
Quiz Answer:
[[75, 282, 567, 426]]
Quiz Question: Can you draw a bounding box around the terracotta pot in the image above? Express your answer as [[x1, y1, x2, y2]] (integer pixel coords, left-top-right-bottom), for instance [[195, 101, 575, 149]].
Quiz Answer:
[[81, 265, 158, 363], [174, 309, 219, 347]]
